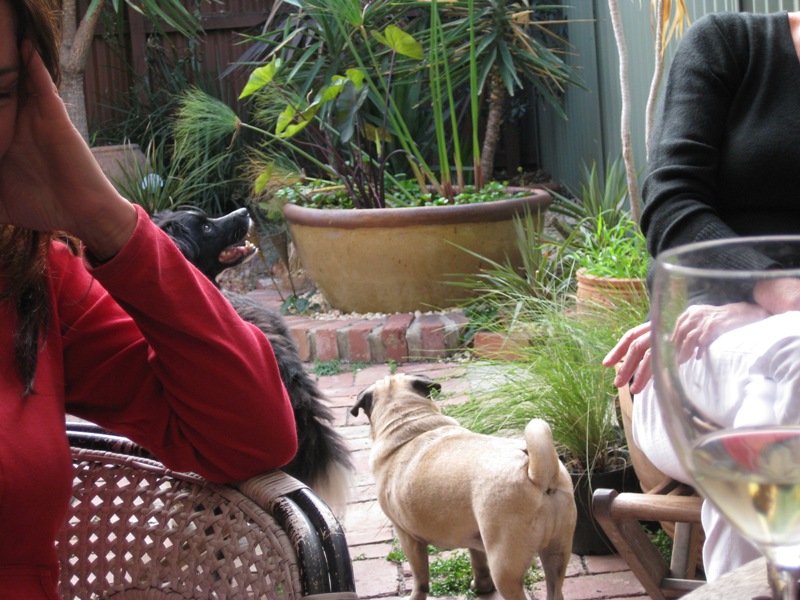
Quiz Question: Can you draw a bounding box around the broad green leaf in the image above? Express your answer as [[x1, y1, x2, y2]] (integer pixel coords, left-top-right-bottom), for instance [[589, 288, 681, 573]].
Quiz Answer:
[[275, 105, 297, 137], [254, 165, 274, 194], [345, 68, 366, 89], [240, 59, 282, 99], [276, 104, 316, 138], [334, 80, 369, 143], [372, 25, 423, 61], [363, 123, 392, 154], [318, 79, 347, 105]]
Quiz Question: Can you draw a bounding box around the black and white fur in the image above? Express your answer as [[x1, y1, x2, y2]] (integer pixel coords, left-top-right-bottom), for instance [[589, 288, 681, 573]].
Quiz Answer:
[[152, 207, 353, 511]]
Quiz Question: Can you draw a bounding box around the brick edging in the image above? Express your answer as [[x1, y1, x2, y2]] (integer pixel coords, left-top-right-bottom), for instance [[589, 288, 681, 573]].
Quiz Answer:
[[243, 288, 526, 363]]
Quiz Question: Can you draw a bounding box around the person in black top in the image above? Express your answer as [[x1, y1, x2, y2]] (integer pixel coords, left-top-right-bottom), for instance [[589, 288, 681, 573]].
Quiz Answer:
[[604, 10, 800, 581]]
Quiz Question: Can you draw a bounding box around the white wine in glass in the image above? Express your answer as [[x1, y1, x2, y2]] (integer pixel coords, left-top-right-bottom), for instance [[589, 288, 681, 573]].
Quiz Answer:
[[651, 236, 800, 599]]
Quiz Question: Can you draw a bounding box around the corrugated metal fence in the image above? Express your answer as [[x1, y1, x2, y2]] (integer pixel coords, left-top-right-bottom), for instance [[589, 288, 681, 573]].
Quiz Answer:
[[540, 0, 800, 192], [83, 0, 269, 134]]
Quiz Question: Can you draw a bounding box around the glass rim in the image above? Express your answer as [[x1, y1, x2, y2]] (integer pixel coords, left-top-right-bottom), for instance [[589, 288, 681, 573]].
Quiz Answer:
[[655, 235, 800, 278]]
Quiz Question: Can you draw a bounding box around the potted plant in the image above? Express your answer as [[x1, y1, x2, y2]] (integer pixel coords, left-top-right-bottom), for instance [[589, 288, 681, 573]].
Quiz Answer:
[[569, 215, 648, 310], [170, 0, 578, 313], [546, 158, 648, 310]]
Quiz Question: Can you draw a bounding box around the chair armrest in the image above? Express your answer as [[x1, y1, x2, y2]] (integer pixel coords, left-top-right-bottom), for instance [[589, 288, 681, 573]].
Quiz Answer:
[[238, 472, 357, 597]]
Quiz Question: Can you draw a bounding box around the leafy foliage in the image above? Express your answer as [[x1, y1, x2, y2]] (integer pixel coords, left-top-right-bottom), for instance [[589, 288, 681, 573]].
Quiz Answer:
[[567, 215, 648, 279], [110, 136, 238, 216], [386, 540, 541, 597], [548, 157, 648, 279], [447, 295, 647, 473], [172, 0, 579, 209], [94, 38, 253, 216]]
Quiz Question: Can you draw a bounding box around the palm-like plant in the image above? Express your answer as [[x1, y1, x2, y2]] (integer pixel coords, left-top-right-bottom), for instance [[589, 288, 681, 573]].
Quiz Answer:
[[59, 0, 205, 141], [439, 1, 581, 181], [236, 0, 580, 187]]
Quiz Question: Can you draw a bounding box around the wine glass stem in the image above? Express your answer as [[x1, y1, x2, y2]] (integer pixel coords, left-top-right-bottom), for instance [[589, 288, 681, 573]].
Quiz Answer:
[[771, 565, 800, 599]]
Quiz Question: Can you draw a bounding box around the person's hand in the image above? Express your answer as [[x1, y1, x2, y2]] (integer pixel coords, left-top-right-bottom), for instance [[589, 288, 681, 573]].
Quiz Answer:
[[0, 42, 136, 260], [603, 322, 653, 394], [604, 302, 770, 395], [672, 302, 769, 362]]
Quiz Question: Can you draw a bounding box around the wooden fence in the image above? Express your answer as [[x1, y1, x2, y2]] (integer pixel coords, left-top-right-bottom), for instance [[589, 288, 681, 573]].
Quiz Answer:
[[82, 0, 271, 135]]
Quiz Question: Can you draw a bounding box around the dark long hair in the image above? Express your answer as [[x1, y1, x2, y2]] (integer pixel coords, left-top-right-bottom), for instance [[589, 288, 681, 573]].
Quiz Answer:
[[5, 0, 62, 394]]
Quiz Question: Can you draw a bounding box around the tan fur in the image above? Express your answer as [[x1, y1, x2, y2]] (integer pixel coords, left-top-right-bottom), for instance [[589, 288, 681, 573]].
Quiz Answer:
[[352, 374, 577, 600]]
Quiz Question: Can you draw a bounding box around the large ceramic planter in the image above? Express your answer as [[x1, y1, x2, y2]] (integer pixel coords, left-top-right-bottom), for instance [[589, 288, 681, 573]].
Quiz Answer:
[[283, 189, 552, 313]]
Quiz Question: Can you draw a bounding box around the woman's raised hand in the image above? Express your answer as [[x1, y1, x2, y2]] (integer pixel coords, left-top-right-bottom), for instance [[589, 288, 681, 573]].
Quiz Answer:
[[0, 42, 136, 259]]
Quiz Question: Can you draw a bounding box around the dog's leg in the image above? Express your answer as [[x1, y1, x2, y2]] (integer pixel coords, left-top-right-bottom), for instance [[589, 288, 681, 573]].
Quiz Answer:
[[395, 527, 430, 600], [537, 537, 571, 600], [483, 538, 532, 600], [468, 549, 495, 595]]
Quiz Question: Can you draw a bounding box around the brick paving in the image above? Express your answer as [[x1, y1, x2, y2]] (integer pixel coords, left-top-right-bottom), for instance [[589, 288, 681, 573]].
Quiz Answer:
[[243, 288, 648, 599], [312, 360, 647, 600]]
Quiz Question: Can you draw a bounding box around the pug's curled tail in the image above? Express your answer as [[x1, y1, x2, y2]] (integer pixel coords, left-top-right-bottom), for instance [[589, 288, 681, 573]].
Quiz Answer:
[[524, 418, 562, 488]]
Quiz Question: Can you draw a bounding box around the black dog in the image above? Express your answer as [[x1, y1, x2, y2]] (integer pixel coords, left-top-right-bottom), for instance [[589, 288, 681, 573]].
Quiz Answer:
[[152, 207, 353, 512], [153, 207, 257, 284]]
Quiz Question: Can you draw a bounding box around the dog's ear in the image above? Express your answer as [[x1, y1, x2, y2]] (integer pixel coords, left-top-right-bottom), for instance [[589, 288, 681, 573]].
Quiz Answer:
[[408, 375, 442, 398], [155, 216, 200, 261], [351, 385, 374, 419]]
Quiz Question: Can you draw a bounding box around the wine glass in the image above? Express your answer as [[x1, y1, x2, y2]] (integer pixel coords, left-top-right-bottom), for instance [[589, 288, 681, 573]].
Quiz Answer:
[[650, 236, 800, 599]]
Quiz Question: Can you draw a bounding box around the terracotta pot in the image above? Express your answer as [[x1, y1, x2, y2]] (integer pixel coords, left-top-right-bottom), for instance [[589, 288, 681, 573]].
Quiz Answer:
[[283, 189, 552, 313], [91, 143, 148, 187], [575, 269, 648, 312]]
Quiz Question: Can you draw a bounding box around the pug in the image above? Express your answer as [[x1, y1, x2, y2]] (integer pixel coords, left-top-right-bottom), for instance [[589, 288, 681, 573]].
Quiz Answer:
[[351, 373, 576, 600]]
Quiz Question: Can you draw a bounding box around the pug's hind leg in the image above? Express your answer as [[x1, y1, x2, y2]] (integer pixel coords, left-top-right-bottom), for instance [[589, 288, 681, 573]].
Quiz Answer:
[[468, 548, 495, 595], [395, 528, 430, 600], [485, 549, 531, 600]]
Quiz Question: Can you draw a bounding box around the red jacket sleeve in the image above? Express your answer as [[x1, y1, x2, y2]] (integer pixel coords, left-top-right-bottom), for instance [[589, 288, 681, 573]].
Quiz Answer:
[[58, 205, 297, 482]]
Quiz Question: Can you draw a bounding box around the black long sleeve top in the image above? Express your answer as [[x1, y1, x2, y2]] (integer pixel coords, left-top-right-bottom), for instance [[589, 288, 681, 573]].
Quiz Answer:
[[642, 11, 800, 277]]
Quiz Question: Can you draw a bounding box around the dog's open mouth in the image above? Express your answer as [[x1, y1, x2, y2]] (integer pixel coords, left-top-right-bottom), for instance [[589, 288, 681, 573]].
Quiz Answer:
[[218, 240, 258, 265]]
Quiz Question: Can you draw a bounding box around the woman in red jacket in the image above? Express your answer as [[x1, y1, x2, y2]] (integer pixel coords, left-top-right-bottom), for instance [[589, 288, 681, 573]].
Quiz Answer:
[[0, 1, 297, 597]]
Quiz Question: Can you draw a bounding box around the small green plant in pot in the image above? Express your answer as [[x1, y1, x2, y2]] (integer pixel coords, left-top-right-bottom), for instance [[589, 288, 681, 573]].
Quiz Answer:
[[546, 158, 649, 310], [566, 215, 649, 311], [568, 215, 648, 279]]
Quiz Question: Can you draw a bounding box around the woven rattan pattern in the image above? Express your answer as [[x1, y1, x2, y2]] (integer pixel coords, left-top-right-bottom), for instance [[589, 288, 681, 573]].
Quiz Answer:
[[56, 447, 303, 599]]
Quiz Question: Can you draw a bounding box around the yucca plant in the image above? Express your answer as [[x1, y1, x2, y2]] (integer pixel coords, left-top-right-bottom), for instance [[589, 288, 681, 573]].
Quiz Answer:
[[435, 0, 581, 181], [548, 158, 630, 234]]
